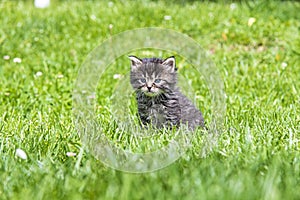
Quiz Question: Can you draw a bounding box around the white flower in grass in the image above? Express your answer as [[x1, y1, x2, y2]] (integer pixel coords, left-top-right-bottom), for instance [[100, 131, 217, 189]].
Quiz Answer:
[[90, 15, 97, 21], [281, 62, 288, 68], [230, 3, 237, 10], [66, 152, 76, 157], [34, 0, 50, 8], [35, 71, 43, 77], [248, 17, 256, 27], [164, 15, 172, 20], [16, 148, 27, 160], [3, 55, 10, 60], [13, 57, 22, 63], [56, 74, 64, 79], [108, 1, 114, 7], [113, 74, 122, 79]]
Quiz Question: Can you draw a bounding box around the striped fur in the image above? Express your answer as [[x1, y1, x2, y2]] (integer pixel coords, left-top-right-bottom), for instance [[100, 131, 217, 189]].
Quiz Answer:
[[129, 56, 205, 130]]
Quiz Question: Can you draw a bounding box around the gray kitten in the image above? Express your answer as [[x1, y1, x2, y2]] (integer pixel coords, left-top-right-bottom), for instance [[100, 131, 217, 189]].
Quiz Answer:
[[129, 55, 205, 130]]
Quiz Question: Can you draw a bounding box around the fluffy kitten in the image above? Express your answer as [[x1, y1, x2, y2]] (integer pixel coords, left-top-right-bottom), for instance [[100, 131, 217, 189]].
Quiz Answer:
[[129, 55, 205, 130]]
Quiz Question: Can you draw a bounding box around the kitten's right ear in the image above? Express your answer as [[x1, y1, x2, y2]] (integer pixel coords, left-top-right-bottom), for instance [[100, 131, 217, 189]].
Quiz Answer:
[[162, 56, 176, 72], [128, 55, 143, 70]]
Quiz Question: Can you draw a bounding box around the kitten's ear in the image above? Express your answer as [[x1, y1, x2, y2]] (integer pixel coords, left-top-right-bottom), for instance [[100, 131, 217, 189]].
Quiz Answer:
[[162, 56, 176, 72], [128, 55, 143, 70]]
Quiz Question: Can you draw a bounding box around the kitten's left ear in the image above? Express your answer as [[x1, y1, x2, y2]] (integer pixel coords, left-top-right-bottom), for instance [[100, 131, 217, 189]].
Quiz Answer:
[[128, 55, 143, 71], [162, 56, 177, 72]]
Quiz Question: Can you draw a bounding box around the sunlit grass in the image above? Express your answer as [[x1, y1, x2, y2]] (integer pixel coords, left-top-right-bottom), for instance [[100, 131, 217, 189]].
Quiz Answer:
[[0, 0, 299, 199]]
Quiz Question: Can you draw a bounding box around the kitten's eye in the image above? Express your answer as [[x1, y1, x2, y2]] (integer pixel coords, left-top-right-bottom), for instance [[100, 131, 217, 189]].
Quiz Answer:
[[140, 78, 146, 83], [154, 79, 161, 84]]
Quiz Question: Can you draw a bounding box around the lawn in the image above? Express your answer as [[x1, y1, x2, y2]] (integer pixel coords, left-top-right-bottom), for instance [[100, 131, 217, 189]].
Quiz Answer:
[[0, 0, 300, 199]]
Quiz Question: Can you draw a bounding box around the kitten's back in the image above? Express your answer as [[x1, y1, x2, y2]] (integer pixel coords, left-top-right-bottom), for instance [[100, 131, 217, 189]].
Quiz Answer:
[[175, 89, 205, 129]]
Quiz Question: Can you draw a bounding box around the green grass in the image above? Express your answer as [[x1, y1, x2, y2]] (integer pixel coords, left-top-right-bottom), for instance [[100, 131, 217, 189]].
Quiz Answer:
[[1, 0, 300, 199]]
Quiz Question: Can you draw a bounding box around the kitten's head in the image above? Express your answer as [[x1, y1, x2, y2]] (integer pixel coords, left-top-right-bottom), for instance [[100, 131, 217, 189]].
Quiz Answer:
[[129, 56, 177, 97]]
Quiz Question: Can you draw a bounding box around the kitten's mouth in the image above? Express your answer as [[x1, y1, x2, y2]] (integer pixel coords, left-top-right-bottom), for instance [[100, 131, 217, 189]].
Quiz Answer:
[[140, 86, 161, 97], [144, 91, 160, 97]]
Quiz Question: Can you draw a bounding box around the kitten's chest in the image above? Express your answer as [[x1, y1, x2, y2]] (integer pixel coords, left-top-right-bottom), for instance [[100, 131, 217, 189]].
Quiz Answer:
[[137, 93, 180, 127], [147, 100, 167, 123]]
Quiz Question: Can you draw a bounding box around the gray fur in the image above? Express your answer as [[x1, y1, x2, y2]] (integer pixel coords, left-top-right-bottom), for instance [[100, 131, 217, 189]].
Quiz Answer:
[[129, 56, 205, 130]]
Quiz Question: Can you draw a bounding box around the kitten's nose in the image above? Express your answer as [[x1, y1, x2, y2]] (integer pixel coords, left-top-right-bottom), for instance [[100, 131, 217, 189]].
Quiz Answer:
[[147, 86, 151, 91]]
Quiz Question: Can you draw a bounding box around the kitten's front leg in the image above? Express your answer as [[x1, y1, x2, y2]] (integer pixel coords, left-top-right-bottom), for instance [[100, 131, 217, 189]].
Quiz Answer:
[[137, 104, 150, 126]]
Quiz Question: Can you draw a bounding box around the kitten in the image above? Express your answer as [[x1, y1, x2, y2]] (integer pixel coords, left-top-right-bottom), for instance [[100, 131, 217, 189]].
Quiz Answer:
[[129, 55, 205, 130]]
